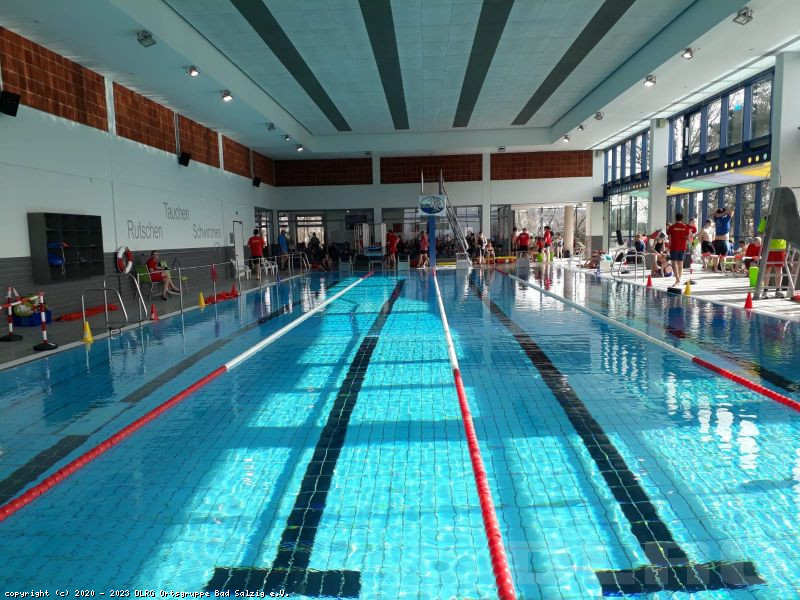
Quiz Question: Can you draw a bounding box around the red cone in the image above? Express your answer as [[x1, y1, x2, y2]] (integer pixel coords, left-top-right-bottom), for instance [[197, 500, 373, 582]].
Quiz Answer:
[[646, 275, 653, 287], [150, 303, 159, 321], [744, 292, 753, 310]]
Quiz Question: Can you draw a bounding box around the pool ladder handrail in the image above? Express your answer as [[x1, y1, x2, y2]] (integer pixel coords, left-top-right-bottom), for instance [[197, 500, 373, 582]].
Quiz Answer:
[[81, 286, 128, 332], [105, 272, 148, 324]]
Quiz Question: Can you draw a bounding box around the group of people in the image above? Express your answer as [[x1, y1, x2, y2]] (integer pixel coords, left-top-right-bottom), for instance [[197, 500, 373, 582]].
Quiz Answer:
[[511, 226, 565, 261]]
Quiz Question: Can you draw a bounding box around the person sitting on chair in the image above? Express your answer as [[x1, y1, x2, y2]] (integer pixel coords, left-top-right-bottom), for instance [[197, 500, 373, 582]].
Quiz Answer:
[[320, 249, 334, 272], [146, 251, 181, 300], [486, 240, 496, 265]]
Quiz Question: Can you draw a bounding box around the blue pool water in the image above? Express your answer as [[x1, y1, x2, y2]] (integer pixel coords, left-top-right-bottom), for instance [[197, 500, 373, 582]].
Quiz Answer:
[[0, 268, 799, 599]]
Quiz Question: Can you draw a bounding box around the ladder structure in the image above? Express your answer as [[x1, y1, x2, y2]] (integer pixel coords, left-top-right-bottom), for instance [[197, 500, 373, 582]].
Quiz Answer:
[[754, 186, 800, 298], [420, 170, 470, 267]]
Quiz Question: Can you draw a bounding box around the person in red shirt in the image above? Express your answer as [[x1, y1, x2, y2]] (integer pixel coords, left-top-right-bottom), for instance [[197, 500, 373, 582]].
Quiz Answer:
[[516, 228, 531, 255], [744, 236, 762, 270], [418, 231, 430, 269], [247, 228, 266, 280], [386, 231, 399, 269], [666, 213, 693, 286], [146, 250, 181, 300], [543, 226, 553, 261]]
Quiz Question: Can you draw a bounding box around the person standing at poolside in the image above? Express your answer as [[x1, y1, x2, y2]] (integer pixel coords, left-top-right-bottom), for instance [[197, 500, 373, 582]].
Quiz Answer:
[[517, 227, 531, 256], [543, 226, 553, 261], [278, 229, 290, 270], [667, 213, 692, 286], [699, 219, 714, 269], [418, 230, 430, 269], [247, 228, 266, 281], [386, 230, 399, 269], [712, 206, 734, 271], [555, 233, 564, 259]]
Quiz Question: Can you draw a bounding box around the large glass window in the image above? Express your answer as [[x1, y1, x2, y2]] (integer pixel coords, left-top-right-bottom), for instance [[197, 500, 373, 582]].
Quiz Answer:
[[727, 89, 745, 146], [623, 139, 632, 177], [633, 135, 642, 174], [687, 112, 701, 155], [761, 180, 771, 215], [614, 146, 621, 180], [741, 183, 756, 241], [605, 151, 612, 183], [672, 115, 684, 162], [706, 99, 721, 152], [751, 78, 772, 139]]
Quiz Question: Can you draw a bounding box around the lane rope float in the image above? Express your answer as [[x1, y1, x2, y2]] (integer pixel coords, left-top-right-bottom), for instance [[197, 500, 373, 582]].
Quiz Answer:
[[496, 268, 800, 413], [431, 270, 516, 600], [0, 272, 373, 522]]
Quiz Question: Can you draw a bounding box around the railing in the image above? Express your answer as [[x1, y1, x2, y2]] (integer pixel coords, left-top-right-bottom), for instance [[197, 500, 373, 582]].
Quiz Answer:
[[440, 180, 470, 256], [81, 287, 128, 331], [286, 252, 310, 277], [105, 272, 148, 323]]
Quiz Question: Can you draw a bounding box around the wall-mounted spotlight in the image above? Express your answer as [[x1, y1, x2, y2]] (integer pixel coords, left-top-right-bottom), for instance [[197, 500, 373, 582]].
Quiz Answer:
[[681, 48, 694, 59], [283, 134, 291, 142], [266, 122, 275, 131], [221, 90, 233, 102], [594, 111, 604, 121], [137, 30, 156, 48], [733, 7, 753, 25], [296, 144, 304, 152], [577, 124, 585, 131], [644, 75, 656, 87], [497, 146, 506, 152], [562, 135, 570, 143], [186, 66, 199, 77]]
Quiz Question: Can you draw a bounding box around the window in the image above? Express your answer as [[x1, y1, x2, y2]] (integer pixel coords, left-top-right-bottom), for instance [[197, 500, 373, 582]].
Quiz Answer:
[[623, 139, 632, 177], [727, 89, 744, 146], [614, 146, 621, 180], [751, 78, 772, 139], [605, 150, 612, 183], [672, 115, 684, 162], [687, 112, 701, 155], [706, 99, 721, 152], [741, 183, 756, 240], [633, 136, 642, 174], [761, 179, 771, 215]]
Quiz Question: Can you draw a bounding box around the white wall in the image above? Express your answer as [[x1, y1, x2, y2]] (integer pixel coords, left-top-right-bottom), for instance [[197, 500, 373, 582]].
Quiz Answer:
[[0, 106, 275, 258]]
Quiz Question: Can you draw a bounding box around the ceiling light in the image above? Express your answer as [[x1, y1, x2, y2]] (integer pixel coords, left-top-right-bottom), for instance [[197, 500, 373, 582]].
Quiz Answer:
[[283, 134, 291, 142], [221, 90, 233, 102], [266, 122, 275, 131], [136, 30, 156, 48], [681, 48, 694, 59], [644, 75, 656, 87], [296, 144, 304, 152], [577, 124, 584, 131], [186, 66, 199, 77], [594, 111, 604, 121], [562, 135, 570, 143], [733, 7, 753, 25], [498, 146, 506, 152]]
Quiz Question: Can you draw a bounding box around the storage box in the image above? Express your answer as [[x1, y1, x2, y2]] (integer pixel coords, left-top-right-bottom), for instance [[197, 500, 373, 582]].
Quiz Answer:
[[13, 310, 52, 327]]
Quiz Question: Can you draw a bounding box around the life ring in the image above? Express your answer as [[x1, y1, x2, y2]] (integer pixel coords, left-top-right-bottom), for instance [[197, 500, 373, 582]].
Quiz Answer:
[[116, 246, 133, 273]]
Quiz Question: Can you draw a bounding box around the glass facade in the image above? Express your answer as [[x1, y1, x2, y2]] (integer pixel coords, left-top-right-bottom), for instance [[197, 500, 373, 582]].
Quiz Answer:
[[706, 99, 721, 152], [727, 88, 745, 146], [603, 129, 649, 184], [751, 78, 772, 139]]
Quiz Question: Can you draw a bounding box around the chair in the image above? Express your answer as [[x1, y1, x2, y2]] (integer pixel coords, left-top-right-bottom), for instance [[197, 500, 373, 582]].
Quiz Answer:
[[257, 257, 278, 280], [230, 258, 251, 279], [160, 261, 189, 291], [135, 264, 165, 302]]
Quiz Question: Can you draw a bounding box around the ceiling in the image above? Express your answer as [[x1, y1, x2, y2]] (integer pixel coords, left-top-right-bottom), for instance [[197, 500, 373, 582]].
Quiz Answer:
[[3, 0, 794, 158]]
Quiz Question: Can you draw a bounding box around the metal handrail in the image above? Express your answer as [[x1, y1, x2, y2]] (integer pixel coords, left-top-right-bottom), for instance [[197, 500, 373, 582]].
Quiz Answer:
[[81, 286, 128, 331], [106, 272, 147, 324]]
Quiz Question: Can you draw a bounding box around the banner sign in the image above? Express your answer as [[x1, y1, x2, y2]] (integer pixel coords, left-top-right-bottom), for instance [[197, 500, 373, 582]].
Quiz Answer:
[[418, 194, 447, 216]]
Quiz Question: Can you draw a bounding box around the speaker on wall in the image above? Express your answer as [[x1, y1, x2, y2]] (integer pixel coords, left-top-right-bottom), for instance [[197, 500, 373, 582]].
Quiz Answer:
[[178, 151, 191, 166], [0, 90, 21, 117], [252, 177, 261, 187]]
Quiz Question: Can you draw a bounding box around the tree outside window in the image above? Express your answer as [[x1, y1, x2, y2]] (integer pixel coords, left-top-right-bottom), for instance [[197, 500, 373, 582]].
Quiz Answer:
[[706, 100, 721, 152], [672, 116, 684, 162], [751, 79, 772, 139], [727, 89, 744, 146]]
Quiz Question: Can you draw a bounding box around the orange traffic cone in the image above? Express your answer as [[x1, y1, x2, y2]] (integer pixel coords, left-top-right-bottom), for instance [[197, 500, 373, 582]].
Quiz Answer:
[[646, 275, 653, 287], [150, 303, 159, 321], [744, 292, 753, 310]]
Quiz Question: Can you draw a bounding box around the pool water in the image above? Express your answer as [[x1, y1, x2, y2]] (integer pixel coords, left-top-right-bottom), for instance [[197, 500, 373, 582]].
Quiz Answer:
[[0, 268, 799, 599]]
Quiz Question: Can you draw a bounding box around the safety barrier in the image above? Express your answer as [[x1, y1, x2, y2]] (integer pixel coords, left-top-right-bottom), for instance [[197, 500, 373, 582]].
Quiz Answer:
[[0, 285, 23, 342], [431, 270, 516, 600], [497, 269, 800, 413], [0, 272, 372, 523], [33, 291, 57, 352]]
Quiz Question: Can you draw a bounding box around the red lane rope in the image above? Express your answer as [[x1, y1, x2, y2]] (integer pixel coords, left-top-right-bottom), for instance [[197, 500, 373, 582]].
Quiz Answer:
[[0, 366, 228, 523], [451, 367, 517, 600], [692, 357, 800, 412]]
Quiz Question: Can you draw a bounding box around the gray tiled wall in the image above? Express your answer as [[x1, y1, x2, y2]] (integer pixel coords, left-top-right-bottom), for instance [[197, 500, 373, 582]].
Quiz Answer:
[[0, 246, 240, 316]]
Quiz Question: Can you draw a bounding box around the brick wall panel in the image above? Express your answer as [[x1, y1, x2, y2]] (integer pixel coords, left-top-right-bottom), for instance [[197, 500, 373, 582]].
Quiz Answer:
[[380, 155, 482, 184], [222, 136, 251, 178], [274, 158, 372, 186], [490, 151, 592, 179], [113, 83, 176, 154], [177, 115, 219, 168], [0, 27, 107, 131], [253, 152, 275, 186]]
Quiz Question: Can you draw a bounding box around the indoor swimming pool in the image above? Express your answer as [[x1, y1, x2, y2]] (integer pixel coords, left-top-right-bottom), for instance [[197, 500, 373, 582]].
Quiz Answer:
[[1, 268, 799, 599]]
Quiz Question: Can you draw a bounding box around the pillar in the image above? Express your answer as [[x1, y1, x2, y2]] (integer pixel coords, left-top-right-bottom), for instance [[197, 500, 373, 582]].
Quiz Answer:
[[481, 153, 491, 236], [589, 151, 606, 252], [770, 52, 800, 192], [563, 204, 575, 253], [647, 117, 669, 232]]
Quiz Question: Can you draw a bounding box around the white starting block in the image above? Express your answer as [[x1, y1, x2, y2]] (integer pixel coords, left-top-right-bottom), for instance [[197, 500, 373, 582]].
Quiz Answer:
[[456, 252, 471, 270], [397, 255, 410, 272]]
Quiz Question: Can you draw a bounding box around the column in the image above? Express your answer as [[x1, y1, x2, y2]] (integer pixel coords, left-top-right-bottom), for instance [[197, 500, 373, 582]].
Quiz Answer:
[[481, 153, 491, 235], [770, 52, 800, 191], [588, 151, 606, 252], [563, 204, 575, 253], [647, 118, 669, 232]]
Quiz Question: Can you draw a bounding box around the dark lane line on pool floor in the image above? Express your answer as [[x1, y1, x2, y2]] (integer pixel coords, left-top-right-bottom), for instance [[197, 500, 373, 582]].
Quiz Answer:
[[468, 278, 765, 596], [205, 280, 405, 598], [0, 281, 341, 506]]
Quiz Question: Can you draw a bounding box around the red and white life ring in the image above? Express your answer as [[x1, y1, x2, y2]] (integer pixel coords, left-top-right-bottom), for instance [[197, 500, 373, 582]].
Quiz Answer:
[[116, 246, 133, 273]]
